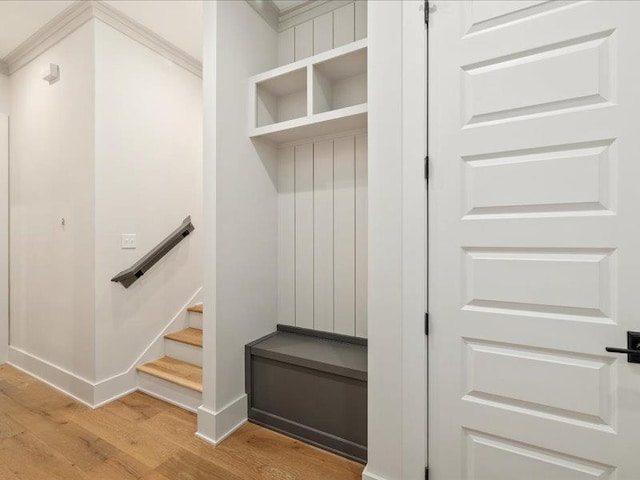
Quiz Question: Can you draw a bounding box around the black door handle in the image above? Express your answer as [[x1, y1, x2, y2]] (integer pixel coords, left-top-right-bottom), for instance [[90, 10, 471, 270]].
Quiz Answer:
[[606, 331, 640, 364], [606, 347, 640, 355]]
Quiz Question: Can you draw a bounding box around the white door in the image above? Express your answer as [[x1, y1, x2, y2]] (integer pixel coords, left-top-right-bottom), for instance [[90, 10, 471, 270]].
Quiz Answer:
[[429, 1, 640, 478]]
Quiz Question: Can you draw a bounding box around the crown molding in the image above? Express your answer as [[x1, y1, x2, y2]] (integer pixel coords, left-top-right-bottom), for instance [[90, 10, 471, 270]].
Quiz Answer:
[[1, 0, 202, 78], [92, 1, 201, 77], [246, 0, 280, 31], [278, 0, 351, 32], [3, 0, 93, 74], [0, 61, 8, 76], [245, 0, 356, 33]]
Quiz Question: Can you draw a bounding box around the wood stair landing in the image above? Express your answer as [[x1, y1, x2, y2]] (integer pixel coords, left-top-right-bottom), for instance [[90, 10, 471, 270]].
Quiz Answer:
[[137, 357, 203, 392], [165, 327, 203, 347]]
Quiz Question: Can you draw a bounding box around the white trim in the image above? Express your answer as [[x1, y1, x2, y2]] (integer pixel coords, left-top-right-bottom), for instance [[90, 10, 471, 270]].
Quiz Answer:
[[245, 0, 357, 33], [361, 467, 389, 480], [8, 346, 96, 407], [401, 1, 427, 476], [1, 0, 202, 78], [367, 1, 426, 479], [92, 1, 201, 78], [196, 395, 248, 445], [278, 1, 351, 32], [2, 0, 94, 74], [138, 372, 202, 413], [139, 387, 198, 413], [278, 127, 368, 149], [245, 0, 280, 31]]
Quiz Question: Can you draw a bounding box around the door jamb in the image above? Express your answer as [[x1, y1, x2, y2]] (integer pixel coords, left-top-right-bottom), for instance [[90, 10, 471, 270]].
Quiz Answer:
[[364, 1, 427, 479]]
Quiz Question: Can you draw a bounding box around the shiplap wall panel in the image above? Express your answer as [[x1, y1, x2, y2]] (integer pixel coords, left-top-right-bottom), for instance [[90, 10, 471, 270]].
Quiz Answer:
[[278, 134, 367, 337], [314, 12, 334, 55], [355, 134, 368, 337], [333, 136, 356, 335], [278, 147, 296, 327], [277, 2, 366, 66], [333, 3, 355, 48], [313, 141, 334, 332], [295, 144, 314, 328], [294, 20, 314, 61], [355, 1, 367, 41], [278, 28, 295, 66]]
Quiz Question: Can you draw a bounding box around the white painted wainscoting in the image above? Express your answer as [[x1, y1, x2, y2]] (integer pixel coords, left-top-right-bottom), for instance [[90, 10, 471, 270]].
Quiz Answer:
[[278, 1, 368, 65], [277, 133, 367, 337]]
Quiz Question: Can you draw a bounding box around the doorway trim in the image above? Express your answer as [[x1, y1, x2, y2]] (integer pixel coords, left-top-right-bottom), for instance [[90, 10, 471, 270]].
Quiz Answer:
[[364, 1, 427, 479]]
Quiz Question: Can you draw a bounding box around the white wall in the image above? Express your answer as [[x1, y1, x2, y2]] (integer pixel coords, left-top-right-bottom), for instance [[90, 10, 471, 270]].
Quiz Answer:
[[0, 113, 7, 364], [6, 16, 202, 399], [0, 75, 9, 114], [364, 2, 426, 479], [9, 21, 96, 381], [199, 0, 278, 443], [93, 20, 203, 382], [0, 75, 8, 363]]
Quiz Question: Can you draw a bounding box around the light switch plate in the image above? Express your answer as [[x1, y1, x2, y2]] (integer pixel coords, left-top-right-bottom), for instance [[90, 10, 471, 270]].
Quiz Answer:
[[121, 234, 136, 249]]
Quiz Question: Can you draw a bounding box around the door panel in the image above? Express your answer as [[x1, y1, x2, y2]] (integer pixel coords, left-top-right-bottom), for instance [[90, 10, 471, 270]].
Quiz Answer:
[[429, 1, 640, 478]]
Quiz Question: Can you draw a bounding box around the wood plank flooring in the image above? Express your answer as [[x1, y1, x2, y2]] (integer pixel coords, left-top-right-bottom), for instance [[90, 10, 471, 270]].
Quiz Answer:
[[0, 365, 364, 480]]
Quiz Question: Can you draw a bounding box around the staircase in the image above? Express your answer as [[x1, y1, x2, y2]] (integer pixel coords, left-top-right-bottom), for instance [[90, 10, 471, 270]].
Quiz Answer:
[[136, 303, 203, 412]]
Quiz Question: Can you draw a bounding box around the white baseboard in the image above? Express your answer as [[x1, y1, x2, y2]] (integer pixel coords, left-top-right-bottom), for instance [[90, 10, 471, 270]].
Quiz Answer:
[[93, 369, 138, 407], [361, 466, 389, 480], [196, 395, 248, 445], [8, 346, 96, 407], [6, 287, 203, 409]]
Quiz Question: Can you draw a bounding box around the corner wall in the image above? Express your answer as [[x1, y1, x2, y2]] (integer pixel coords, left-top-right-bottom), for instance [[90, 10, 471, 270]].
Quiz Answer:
[[93, 20, 203, 386], [0, 75, 9, 114], [199, 0, 278, 443], [9, 21, 97, 383], [6, 16, 203, 405]]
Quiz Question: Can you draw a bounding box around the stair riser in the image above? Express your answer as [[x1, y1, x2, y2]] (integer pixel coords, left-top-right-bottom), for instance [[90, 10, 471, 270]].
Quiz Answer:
[[164, 339, 203, 366], [189, 314, 203, 330], [138, 372, 202, 413]]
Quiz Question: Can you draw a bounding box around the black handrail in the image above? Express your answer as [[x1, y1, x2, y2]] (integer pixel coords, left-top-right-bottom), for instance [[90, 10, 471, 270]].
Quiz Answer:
[[111, 216, 195, 288]]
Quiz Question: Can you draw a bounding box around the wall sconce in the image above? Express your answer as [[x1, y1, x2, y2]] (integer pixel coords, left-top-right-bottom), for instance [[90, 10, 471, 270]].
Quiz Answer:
[[42, 64, 60, 85]]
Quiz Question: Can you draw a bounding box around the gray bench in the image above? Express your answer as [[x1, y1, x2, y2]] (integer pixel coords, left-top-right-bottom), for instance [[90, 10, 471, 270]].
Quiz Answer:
[[245, 325, 367, 463]]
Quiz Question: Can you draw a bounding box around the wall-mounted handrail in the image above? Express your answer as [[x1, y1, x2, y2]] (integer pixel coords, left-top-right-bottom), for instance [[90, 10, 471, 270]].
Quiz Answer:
[[111, 216, 195, 288]]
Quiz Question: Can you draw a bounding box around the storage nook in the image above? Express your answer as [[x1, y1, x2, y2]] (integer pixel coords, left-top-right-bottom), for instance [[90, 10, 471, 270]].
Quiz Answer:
[[208, 0, 369, 463]]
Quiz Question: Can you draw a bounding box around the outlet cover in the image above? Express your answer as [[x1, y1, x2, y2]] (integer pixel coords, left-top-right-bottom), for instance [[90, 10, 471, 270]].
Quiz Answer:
[[121, 234, 137, 249]]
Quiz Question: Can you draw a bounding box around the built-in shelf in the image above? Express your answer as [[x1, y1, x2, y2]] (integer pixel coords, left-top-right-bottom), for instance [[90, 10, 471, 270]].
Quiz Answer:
[[250, 39, 367, 144]]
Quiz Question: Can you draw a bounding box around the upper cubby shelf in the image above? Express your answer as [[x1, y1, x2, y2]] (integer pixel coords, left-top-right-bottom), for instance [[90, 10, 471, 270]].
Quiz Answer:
[[249, 39, 367, 144]]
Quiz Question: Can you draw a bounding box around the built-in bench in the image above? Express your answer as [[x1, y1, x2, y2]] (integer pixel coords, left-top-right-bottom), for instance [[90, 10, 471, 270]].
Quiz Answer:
[[245, 325, 367, 463]]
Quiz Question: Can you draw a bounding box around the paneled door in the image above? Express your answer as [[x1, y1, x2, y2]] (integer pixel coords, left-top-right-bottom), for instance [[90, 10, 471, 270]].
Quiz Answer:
[[429, 1, 640, 478]]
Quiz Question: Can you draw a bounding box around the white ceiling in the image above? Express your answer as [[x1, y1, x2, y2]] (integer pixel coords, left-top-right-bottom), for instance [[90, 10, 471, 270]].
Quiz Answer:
[[0, 0, 203, 62]]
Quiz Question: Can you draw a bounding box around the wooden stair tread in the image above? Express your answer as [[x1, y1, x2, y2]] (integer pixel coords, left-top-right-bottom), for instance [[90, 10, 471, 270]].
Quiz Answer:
[[165, 328, 202, 347], [187, 304, 203, 314], [137, 357, 202, 392]]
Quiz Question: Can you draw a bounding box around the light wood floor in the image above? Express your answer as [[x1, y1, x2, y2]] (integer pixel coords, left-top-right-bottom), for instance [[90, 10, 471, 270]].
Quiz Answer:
[[0, 365, 364, 480]]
